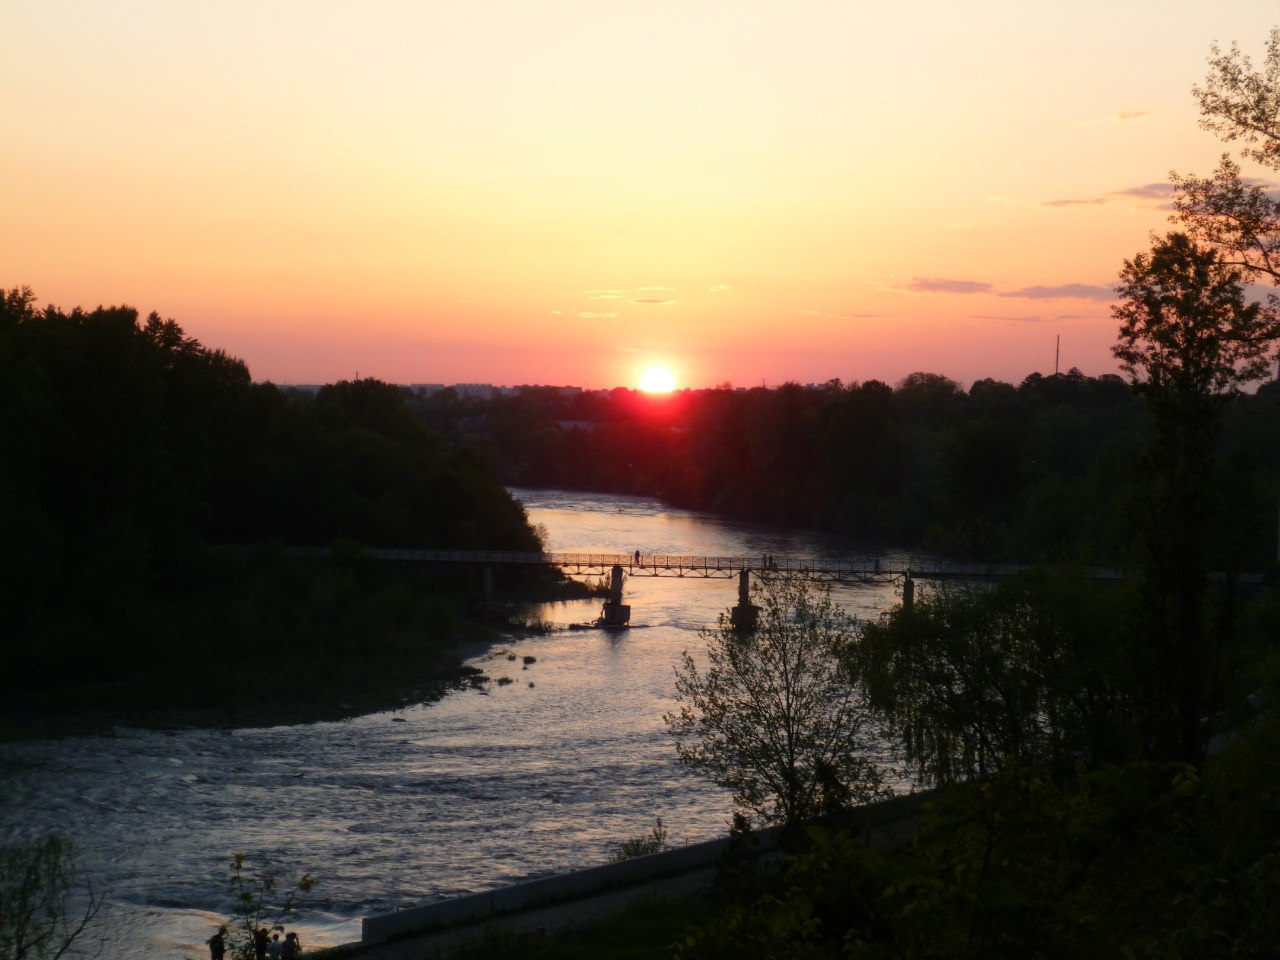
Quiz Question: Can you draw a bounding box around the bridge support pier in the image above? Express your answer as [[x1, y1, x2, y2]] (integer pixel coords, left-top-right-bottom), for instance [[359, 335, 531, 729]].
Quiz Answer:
[[598, 563, 631, 626], [730, 568, 759, 631]]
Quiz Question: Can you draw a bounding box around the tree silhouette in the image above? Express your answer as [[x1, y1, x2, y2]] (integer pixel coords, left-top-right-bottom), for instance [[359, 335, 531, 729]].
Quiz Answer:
[[1112, 231, 1280, 760]]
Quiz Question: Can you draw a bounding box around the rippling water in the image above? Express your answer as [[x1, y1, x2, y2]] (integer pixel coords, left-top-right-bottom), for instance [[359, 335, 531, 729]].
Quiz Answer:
[[0, 489, 911, 958]]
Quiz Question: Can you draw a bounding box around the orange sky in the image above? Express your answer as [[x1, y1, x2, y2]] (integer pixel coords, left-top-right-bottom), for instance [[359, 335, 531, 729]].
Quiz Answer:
[[4, 1, 1278, 389]]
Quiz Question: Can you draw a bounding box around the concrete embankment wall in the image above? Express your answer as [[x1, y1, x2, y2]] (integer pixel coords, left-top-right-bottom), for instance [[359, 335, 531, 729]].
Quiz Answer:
[[361, 791, 930, 945], [361, 833, 742, 943]]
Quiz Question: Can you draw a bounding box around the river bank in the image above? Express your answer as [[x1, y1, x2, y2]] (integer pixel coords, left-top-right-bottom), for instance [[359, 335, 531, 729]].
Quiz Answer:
[[0, 646, 489, 742], [2, 555, 594, 742]]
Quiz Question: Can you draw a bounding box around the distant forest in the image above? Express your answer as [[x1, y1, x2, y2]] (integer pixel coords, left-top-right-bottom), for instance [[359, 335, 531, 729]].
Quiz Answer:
[[409, 371, 1280, 567], [0, 288, 542, 727]]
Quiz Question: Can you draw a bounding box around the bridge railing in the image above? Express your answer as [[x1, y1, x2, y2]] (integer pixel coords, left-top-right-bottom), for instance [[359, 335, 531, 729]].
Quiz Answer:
[[357, 549, 1013, 576], [271, 546, 1144, 581]]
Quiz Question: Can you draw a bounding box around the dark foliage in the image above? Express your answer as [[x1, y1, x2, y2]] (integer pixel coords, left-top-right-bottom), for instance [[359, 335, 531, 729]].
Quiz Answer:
[[0, 288, 543, 726], [1112, 233, 1280, 760], [674, 754, 1280, 960], [853, 574, 1147, 786]]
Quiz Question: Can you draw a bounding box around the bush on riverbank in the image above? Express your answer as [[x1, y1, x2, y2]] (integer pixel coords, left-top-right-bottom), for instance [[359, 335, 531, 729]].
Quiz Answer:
[[608, 818, 669, 862]]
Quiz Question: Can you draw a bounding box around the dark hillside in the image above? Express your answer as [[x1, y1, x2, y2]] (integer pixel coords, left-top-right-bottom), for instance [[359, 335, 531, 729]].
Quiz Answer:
[[0, 288, 547, 732]]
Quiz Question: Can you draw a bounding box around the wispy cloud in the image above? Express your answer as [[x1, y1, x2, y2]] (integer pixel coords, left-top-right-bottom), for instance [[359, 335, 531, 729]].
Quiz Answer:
[[709, 284, 730, 293], [1043, 197, 1106, 207], [1079, 109, 1154, 127], [1001, 283, 1114, 301], [577, 311, 619, 319], [1234, 176, 1280, 200], [583, 286, 678, 304], [1044, 180, 1177, 208], [802, 309, 896, 320], [1114, 182, 1174, 201], [970, 314, 1045, 324], [906, 277, 993, 294], [901, 277, 1113, 302]]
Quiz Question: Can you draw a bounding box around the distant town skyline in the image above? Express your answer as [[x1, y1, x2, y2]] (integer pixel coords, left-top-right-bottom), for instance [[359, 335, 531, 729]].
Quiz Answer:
[[5, 2, 1279, 390]]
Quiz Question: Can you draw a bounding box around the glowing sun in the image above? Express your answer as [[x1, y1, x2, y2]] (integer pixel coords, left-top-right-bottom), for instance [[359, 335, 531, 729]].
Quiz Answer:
[[639, 366, 677, 393]]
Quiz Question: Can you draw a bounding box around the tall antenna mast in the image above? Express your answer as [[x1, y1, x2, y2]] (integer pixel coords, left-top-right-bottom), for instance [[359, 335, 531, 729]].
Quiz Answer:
[[1054, 335, 1060, 376]]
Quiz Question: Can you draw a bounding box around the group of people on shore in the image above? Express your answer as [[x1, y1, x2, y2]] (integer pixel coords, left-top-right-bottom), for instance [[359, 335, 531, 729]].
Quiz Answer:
[[207, 926, 303, 959]]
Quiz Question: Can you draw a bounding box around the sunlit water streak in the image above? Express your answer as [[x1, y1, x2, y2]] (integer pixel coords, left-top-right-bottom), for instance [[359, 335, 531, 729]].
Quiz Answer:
[[0, 489, 911, 958]]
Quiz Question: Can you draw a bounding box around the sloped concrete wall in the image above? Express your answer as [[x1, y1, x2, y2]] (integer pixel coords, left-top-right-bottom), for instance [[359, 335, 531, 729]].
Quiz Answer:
[[361, 791, 930, 945], [361, 832, 745, 943]]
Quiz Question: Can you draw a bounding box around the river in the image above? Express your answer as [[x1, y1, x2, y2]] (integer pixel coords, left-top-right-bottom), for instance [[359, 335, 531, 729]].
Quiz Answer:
[[0, 489, 912, 958]]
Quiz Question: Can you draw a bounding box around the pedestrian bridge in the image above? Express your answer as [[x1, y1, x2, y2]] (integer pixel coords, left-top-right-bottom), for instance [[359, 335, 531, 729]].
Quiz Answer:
[[274, 546, 1260, 628], [329, 547, 1119, 584]]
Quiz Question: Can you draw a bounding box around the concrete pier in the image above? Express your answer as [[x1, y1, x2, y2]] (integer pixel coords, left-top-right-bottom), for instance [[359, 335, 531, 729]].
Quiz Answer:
[[598, 563, 631, 626], [729, 568, 759, 630]]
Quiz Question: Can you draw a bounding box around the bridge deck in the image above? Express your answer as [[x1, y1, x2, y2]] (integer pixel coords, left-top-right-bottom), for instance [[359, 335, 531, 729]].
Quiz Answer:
[[340, 548, 1125, 583], [269, 546, 1264, 586]]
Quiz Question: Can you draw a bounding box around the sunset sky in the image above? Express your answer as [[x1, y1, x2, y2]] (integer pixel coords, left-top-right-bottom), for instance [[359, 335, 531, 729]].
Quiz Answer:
[[5, 1, 1279, 390]]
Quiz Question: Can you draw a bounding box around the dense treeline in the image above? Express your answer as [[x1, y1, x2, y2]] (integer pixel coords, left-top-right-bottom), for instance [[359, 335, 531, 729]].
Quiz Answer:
[[412, 370, 1280, 565], [661, 187, 1280, 954], [0, 288, 543, 727]]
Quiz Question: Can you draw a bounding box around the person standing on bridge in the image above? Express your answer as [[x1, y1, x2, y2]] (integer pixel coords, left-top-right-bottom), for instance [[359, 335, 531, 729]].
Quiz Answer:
[[634, 549, 641, 566]]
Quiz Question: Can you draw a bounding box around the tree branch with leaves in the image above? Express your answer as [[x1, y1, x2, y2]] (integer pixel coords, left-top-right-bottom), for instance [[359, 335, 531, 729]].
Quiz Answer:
[[0, 834, 103, 960], [1173, 27, 1280, 286], [665, 576, 888, 828]]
